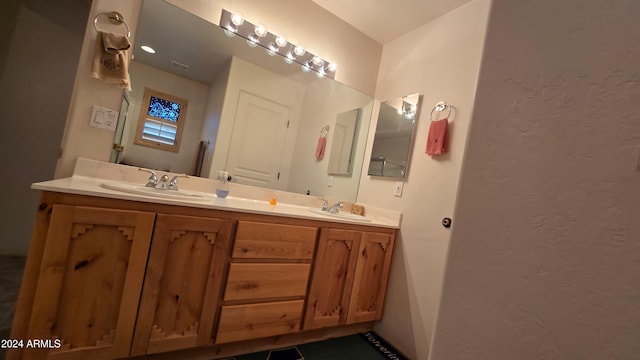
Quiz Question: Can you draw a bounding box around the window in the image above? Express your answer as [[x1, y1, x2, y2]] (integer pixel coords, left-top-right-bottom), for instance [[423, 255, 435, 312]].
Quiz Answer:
[[134, 88, 188, 152]]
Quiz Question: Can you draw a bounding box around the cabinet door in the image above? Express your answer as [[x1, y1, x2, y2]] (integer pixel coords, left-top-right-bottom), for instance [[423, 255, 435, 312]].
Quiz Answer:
[[303, 229, 360, 330], [24, 205, 155, 360], [130, 214, 233, 356], [347, 232, 395, 324]]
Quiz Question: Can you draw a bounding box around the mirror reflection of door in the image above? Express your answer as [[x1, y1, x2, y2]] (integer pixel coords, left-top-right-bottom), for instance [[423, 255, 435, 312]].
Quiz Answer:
[[328, 108, 361, 175], [110, 93, 130, 163], [225, 91, 291, 190]]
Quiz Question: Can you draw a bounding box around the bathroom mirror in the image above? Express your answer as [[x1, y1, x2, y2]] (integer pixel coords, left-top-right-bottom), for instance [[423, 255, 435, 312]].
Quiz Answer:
[[112, 0, 373, 201], [327, 108, 361, 175], [368, 94, 421, 178]]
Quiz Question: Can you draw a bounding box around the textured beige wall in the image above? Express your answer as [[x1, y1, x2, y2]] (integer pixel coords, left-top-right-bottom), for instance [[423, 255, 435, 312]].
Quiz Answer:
[[355, 0, 492, 358], [1, 5, 85, 255], [430, 0, 640, 358]]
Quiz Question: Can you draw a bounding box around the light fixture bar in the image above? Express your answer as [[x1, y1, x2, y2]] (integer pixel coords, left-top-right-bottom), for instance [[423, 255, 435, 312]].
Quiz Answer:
[[220, 9, 336, 79]]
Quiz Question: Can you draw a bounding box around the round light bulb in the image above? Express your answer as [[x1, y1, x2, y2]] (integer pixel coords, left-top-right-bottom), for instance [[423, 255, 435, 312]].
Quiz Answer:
[[284, 52, 295, 64], [312, 56, 323, 66], [230, 13, 244, 26], [275, 36, 287, 48], [266, 48, 276, 56], [254, 25, 267, 37], [301, 63, 311, 73], [327, 62, 337, 72], [293, 45, 305, 57]]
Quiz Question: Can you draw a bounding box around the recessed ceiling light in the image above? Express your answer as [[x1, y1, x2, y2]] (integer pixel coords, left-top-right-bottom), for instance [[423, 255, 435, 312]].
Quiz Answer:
[[140, 45, 155, 54]]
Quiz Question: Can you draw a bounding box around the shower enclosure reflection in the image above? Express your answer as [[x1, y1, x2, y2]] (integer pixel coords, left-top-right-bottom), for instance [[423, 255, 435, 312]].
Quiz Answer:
[[368, 94, 421, 178]]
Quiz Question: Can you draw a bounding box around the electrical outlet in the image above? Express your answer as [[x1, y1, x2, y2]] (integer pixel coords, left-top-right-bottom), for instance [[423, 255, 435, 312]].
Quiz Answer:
[[328, 175, 333, 187], [394, 181, 403, 197], [90, 105, 119, 131]]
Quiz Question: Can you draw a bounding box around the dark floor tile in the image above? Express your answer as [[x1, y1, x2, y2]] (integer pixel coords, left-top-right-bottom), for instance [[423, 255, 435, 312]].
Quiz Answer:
[[0, 256, 26, 330], [268, 347, 303, 360], [298, 335, 385, 360]]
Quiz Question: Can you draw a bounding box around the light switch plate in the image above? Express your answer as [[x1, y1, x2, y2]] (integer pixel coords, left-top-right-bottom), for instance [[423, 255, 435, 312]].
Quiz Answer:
[[394, 181, 403, 197], [90, 105, 119, 131], [328, 175, 333, 187]]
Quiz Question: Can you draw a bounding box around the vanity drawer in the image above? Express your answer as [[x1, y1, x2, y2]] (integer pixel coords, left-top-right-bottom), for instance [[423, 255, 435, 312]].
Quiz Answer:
[[224, 263, 311, 301], [232, 221, 318, 260], [215, 300, 304, 344]]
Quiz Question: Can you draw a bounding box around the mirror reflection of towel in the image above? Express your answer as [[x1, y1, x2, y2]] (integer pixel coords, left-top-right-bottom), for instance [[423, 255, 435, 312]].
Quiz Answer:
[[315, 136, 327, 159], [91, 31, 132, 91], [426, 118, 449, 156]]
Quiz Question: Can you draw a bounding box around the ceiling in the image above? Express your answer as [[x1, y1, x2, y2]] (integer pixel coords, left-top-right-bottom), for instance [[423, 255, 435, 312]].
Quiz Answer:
[[312, 0, 473, 44]]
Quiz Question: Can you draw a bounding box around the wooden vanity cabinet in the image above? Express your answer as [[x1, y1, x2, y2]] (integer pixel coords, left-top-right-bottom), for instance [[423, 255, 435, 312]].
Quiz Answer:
[[12, 198, 234, 360], [11, 191, 397, 360], [215, 221, 318, 344], [130, 214, 233, 356], [22, 204, 155, 360], [304, 228, 395, 330]]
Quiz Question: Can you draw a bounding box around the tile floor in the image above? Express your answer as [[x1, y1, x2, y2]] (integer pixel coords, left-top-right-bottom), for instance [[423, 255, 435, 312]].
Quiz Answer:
[[1, 256, 27, 359], [0, 256, 406, 360]]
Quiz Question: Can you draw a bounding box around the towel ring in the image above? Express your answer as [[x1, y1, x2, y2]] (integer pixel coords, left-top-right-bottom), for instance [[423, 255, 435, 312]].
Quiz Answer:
[[94, 11, 131, 38], [430, 101, 451, 121], [320, 125, 330, 137]]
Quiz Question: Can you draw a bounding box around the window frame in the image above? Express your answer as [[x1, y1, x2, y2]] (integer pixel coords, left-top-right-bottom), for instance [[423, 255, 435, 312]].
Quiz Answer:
[[134, 87, 188, 153]]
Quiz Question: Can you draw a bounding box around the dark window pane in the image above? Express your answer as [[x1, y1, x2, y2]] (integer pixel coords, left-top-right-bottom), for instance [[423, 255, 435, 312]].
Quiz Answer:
[[147, 96, 181, 122]]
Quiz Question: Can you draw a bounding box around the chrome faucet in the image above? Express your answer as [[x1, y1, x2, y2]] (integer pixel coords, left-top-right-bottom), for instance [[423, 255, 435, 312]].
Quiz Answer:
[[139, 168, 187, 191], [157, 175, 171, 190], [327, 201, 343, 214]]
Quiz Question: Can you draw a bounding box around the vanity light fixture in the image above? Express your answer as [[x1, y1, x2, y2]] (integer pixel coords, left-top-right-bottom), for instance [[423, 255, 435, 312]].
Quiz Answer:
[[293, 45, 306, 57], [284, 51, 296, 64], [219, 9, 336, 79], [230, 12, 244, 26]]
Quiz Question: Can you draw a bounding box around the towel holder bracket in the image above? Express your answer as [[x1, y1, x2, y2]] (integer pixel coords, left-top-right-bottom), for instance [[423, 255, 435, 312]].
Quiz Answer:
[[430, 101, 452, 121], [94, 11, 131, 37]]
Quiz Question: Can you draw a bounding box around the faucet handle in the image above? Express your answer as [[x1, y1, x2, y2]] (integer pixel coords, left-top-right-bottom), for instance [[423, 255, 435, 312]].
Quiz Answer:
[[138, 168, 157, 187], [318, 197, 329, 210], [169, 174, 189, 190]]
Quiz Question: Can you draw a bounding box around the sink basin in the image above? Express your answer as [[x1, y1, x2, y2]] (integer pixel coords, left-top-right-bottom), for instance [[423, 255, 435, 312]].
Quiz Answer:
[[308, 208, 372, 222], [101, 182, 212, 201]]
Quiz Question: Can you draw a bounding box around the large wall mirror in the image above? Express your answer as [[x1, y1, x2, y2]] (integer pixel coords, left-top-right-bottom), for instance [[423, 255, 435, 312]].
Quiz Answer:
[[368, 94, 421, 178], [112, 0, 373, 201]]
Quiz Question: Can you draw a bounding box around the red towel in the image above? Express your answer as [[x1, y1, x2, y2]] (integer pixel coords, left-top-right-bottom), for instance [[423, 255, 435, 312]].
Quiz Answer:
[[315, 136, 327, 159], [426, 118, 449, 156]]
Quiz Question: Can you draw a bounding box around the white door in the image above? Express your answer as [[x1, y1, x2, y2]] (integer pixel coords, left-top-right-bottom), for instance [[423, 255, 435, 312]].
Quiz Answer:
[[226, 91, 291, 189]]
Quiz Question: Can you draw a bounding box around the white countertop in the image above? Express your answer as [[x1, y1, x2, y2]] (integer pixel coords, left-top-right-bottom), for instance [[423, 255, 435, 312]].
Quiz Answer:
[[33, 176, 400, 229]]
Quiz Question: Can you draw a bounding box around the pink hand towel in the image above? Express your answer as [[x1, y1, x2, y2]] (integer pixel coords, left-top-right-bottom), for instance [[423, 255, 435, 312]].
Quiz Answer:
[[426, 118, 449, 156], [315, 136, 327, 159]]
